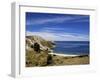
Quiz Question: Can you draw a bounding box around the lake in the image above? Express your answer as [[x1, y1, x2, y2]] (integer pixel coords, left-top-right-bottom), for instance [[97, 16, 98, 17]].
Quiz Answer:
[[53, 41, 89, 55]]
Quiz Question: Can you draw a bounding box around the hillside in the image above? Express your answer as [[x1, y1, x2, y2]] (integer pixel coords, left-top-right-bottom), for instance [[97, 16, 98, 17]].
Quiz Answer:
[[26, 35, 55, 67], [26, 35, 55, 51]]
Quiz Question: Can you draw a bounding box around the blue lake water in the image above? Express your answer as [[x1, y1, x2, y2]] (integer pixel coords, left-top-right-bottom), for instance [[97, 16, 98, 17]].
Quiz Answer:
[[53, 41, 89, 55]]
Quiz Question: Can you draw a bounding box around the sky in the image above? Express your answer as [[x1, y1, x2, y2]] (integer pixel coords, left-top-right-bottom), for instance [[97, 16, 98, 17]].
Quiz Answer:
[[26, 12, 89, 41]]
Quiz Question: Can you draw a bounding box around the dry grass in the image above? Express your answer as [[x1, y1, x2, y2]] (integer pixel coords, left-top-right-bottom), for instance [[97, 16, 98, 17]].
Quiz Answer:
[[26, 50, 89, 67], [52, 55, 89, 66]]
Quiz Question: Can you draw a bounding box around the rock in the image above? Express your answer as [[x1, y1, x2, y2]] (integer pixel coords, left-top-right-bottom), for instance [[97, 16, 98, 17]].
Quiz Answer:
[[33, 42, 40, 53], [47, 54, 53, 65]]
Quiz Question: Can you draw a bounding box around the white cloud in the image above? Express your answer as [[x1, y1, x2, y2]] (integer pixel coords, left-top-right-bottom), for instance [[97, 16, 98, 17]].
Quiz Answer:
[[42, 27, 66, 31], [26, 31, 89, 41], [26, 31, 56, 41]]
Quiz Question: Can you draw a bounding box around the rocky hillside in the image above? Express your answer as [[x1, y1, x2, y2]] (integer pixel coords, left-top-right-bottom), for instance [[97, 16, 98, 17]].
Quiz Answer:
[[26, 35, 55, 51], [25, 35, 55, 67]]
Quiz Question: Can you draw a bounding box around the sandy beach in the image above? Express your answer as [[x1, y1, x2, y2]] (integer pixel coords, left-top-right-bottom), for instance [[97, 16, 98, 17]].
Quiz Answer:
[[49, 52, 79, 57]]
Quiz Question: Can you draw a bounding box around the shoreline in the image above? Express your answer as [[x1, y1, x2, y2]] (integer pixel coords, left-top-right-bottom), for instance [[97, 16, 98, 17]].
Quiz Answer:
[[49, 52, 85, 57]]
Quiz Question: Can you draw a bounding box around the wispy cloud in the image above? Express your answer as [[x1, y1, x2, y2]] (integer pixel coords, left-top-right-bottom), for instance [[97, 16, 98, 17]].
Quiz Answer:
[[26, 13, 89, 41], [39, 27, 66, 33], [26, 16, 73, 25], [26, 15, 89, 26], [26, 31, 89, 41], [42, 27, 66, 31]]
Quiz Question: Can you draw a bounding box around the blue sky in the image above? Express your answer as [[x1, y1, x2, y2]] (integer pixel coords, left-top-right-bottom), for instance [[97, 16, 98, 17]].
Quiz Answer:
[[26, 12, 89, 41]]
